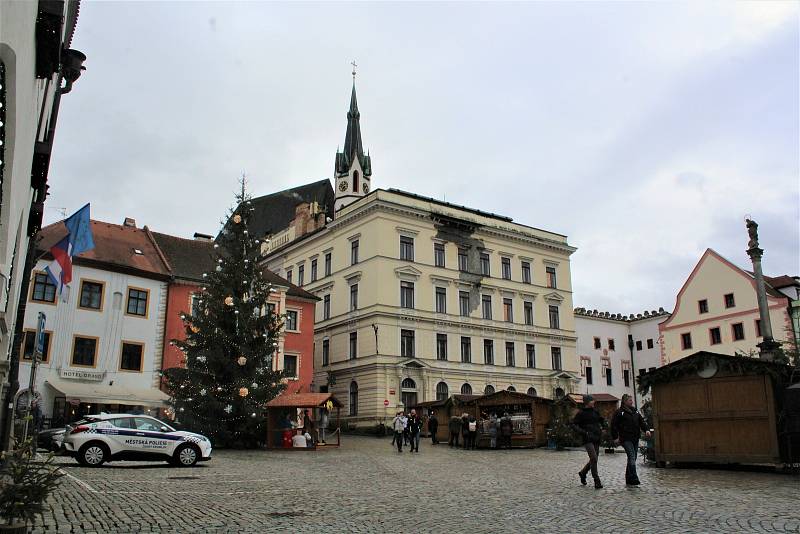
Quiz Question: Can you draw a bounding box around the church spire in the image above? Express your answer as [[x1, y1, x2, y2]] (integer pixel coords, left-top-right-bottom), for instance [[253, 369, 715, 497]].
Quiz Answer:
[[334, 63, 372, 213]]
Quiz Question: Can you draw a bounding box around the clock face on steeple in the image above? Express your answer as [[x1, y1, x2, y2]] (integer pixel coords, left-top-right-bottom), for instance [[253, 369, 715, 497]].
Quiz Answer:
[[338, 180, 348, 192], [363, 183, 369, 194]]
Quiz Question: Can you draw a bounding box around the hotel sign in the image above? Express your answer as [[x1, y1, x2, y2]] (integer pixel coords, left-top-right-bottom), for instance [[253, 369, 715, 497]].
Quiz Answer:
[[59, 369, 106, 381]]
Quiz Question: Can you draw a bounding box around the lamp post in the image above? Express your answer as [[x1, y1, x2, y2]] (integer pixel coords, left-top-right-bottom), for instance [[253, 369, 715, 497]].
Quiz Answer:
[[627, 334, 638, 409], [745, 218, 781, 361]]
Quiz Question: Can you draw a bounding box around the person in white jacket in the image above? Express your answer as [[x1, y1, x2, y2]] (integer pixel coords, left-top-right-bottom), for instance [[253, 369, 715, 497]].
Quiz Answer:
[[392, 411, 405, 453]]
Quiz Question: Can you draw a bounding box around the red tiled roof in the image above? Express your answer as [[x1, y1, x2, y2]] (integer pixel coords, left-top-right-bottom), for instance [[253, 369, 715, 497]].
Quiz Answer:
[[266, 392, 342, 408], [37, 220, 171, 279], [764, 275, 799, 290], [150, 231, 216, 282]]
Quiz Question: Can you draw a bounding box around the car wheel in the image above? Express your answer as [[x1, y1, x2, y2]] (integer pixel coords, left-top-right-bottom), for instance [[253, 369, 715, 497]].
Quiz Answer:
[[173, 444, 199, 467], [78, 442, 108, 467]]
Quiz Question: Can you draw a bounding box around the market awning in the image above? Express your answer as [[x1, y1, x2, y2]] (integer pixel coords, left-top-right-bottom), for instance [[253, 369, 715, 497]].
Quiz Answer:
[[44, 378, 169, 408]]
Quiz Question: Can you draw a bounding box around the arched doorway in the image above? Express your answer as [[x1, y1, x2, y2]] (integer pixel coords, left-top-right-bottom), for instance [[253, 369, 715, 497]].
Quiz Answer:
[[401, 377, 417, 407], [554, 387, 565, 399]]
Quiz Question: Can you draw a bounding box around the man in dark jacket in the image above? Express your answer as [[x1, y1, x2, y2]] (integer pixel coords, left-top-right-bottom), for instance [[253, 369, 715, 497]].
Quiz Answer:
[[428, 411, 439, 445], [461, 413, 471, 450], [611, 394, 651, 486], [499, 413, 514, 449], [448, 416, 461, 447], [571, 395, 606, 489], [407, 409, 423, 452]]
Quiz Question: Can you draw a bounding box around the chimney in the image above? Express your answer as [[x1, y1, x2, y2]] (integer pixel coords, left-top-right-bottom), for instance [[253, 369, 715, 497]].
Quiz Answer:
[[123, 217, 136, 228], [193, 232, 213, 241]]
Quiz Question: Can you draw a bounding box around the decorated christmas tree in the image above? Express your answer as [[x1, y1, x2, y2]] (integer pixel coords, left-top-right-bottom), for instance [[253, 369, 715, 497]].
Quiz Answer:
[[164, 180, 286, 448]]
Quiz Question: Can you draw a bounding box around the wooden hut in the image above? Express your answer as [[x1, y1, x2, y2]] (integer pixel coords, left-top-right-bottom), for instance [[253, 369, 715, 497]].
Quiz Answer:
[[639, 351, 796, 466], [563, 393, 619, 420], [265, 392, 342, 450], [411, 395, 480, 443]]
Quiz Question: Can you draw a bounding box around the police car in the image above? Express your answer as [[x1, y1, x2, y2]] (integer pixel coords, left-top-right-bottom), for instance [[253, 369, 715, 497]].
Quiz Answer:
[[63, 414, 212, 467]]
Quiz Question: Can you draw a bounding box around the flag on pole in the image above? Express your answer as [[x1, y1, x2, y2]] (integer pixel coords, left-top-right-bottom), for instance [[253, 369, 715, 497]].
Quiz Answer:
[[44, 203, 95, 298]]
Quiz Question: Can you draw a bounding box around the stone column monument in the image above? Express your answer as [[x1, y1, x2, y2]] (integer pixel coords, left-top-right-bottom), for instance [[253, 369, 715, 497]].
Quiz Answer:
[[745, 219, 781, 361]]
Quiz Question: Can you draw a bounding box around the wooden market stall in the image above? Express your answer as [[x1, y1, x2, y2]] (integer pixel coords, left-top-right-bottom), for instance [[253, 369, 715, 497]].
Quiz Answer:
[[562, 393, 620, 421], [265, 392, 342, 450], [639, 351, 797, 466]]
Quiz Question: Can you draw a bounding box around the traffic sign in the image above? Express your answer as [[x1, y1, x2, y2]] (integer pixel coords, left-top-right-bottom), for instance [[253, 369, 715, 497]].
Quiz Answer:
[[383, 399, 389, 407]]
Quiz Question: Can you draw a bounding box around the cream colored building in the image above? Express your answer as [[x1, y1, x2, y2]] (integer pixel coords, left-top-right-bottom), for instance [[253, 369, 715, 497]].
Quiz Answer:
[[659, 248, 798, 364]]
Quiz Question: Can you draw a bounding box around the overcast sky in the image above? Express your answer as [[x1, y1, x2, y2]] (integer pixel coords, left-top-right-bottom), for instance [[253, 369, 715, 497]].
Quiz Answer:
[[47, 1, 799, 313]]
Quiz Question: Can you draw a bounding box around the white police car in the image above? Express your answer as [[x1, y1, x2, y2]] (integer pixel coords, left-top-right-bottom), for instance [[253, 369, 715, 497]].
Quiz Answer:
[[63, 414, 212, 467]]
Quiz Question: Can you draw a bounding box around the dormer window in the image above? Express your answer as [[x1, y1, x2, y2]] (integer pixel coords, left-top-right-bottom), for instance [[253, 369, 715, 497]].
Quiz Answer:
[[353, 170, 359, 192], [133, 249, 143, 255]]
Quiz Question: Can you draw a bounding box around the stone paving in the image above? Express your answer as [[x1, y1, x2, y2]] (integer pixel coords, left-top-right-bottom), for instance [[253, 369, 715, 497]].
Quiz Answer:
[[34, 436, 800, 533]]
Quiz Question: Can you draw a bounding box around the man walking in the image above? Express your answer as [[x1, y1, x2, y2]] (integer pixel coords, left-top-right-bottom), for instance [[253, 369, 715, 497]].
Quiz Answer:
[[499, 413, 513, 449], [611, 394, 651, 486], [428, 411, 439, 445], [572, 395, 606, 489], [392, 411, 405, 452], [448, 415, 461, 447], [407, 409, 423, 452], [401, 412, 409, 446]]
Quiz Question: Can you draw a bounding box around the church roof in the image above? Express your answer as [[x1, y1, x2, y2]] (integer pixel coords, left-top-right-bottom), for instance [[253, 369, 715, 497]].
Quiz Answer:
[[149, 231, 216, 282], [222, 179, 335, 240], [336, 83, 372, 176]]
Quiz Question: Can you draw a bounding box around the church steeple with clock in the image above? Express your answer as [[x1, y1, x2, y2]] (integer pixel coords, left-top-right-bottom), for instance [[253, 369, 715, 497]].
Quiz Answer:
[[334, 64, 372, 213]]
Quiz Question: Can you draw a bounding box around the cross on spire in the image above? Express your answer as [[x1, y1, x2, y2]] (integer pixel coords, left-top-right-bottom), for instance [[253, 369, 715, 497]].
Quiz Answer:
[[351, 60, 357, 80]]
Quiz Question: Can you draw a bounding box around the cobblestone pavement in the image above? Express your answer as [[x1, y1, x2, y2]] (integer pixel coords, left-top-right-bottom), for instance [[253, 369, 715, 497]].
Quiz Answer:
[[35, 436, 800, 533]]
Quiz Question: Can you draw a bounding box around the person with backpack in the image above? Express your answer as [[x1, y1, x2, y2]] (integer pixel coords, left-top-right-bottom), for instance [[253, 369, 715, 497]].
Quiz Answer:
[[467, 415, 478, 449], [391, 411, 405, 453], [611, 394, 651, 486], [572, 395, 606, 489]]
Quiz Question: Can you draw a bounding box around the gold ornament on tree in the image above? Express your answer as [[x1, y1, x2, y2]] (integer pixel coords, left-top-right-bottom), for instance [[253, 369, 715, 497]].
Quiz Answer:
[[232, 214, 242, 224], [224, 296, 234, 306], [238, 387, 249, 397], [237, 356, 247, 366], [190, 325, 200, 334]]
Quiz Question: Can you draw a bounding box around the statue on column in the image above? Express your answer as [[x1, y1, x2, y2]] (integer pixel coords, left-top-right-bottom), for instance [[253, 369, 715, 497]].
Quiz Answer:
[[746, 218, 759, 250]]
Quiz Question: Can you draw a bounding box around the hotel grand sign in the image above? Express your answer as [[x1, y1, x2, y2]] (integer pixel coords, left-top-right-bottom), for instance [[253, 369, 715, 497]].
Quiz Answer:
[[59, 368, 106, 381]]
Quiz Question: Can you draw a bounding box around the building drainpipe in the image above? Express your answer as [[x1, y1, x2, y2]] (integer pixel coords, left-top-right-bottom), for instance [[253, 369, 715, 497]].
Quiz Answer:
[[627, 334, 638, 410]]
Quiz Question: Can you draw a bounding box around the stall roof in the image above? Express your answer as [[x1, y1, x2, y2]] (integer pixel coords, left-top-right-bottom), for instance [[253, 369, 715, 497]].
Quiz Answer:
[[565, 393, 619, 404], [45, 379, 168, 408], [266, 392, 343, 409]]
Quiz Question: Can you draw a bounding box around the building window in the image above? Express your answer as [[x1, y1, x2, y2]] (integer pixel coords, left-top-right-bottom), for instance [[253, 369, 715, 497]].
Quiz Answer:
[[724, 293, 735, 308], [298, 265, 305, 286], [324, 253, 332, 277], [72, 336, 97, 367], [349, 332, 358, 360], [460, 337, 472, 363], [623, 369, 631, 388], [353, 170, 359, 192], [483, 339, 494, 365], [284, 354, 298, 378], [681, 332, 692, 350], [698, 299, 708, 314], [635, 340, 643, 351], [484, 385, 495, 395], [526, 344, 536, 368], [284, 310, 298, 331], [435, 287, 447, 314], [31, 273, 57, 303], [400, 236, 415, 261], [23, 331, 51, 363], [461, 383, 473, 395], [436, 382, 449, 401], [709, 327, 722, 345], [593, 337, 601, 349], [400, 281, 415, 309], [527, 387, 537, 397], [350, 284, 359, 311], [79, 281, 104, 310], [646, 338, 654, 349], [481, 295, 492, 320], [603, 360, 612, 386], [458, 249, 469, 272], [521, 261, 531, 284], [436, 334, 448, 361], [480, 253, 490, 275], [523, 301, 534, 326], [351, 240, 359, 265], [505, 342, 515, 367], [608, 338, 616, 351], [125, 288, 148, 317], [310, 259, 318, 282], [546, 266, 557, 288], [548, 305, 560, 330], [267, 302, 276, 316], [401, 329, 415, 358], [586, 366, 593, 385], [501, 257, 511, 280], [286, 269, 293, 284], [434, 243, 445, 267], [120, 342, 144, 371], [503, 298, 513, 322], [323, 295, 331, 320], [732, 323, 745, 341], [349, 381, 358, 416], [551, 347, 562, 370], [459, 291, 470, 317], [755, 319, 762, 337], [322, 339, 330, 366], [507, 386, 516, 392]]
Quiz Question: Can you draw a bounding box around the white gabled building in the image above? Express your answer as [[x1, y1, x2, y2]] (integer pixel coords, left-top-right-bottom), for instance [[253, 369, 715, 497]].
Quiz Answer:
[[574, 307, 670, 406], [19, 218, 170, 426]]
